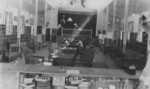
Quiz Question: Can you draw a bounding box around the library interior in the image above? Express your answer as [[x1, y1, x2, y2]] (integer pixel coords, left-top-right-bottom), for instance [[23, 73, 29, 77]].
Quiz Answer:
[[0, 0, 150, 89]]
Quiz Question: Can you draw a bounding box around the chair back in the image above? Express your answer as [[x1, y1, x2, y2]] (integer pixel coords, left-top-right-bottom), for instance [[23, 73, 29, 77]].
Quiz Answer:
[[74, 54, 95, 67], [21, 47, 41, 64], [78, 47, 96, 67], [88, 53, 95, 62]]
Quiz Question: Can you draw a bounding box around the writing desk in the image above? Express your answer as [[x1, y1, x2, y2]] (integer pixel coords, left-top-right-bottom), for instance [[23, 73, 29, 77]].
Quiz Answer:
[[61, 47, 77, 54], [52, 53, 75, 66], [50, 48, 77, 66]]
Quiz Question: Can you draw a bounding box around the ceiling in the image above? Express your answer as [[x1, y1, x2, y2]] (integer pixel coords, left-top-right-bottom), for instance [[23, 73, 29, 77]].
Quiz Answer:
[[4, 0, 150, 20]]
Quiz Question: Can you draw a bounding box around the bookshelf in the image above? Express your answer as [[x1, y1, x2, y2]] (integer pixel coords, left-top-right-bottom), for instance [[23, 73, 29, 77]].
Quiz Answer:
[[21, 34, 31, 42], [127, 32, 147, 55], [5, 35, 17, 44], [0, 25, 6, 62], [25, 26, 31, 34], [13, 25, 17, 35], [142, 32, 148, 45], [0, 25, 6, 36]]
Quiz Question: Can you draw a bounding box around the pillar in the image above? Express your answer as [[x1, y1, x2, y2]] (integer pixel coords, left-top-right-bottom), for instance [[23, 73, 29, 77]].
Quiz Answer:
[[96, 8, 100, 36], [44, 0, 47, 29], [43, 0, 48, 42], [106, 6, 109, 38], [112, 0, 117, 40], [122, 0, 129, 54], [17, 0, 22, 53], [50, 7, 53, 41], [33, 0, 38, 38]]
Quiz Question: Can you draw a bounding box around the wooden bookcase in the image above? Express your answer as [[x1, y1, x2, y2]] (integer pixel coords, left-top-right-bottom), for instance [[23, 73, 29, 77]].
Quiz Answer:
[[127, 32, 147, 55], [0, 25, 6, 36], [13, 25, 17, 35], [25, 26, 31, 34], [0, 25, 6, 61]]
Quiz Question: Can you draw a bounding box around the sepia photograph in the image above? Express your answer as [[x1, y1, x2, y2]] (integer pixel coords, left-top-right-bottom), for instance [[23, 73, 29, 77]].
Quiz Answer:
[[0, 0, 150, 89]]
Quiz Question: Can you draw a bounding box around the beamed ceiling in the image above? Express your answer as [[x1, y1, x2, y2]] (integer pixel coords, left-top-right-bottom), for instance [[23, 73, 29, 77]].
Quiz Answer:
[[4, 0, 150, 20]]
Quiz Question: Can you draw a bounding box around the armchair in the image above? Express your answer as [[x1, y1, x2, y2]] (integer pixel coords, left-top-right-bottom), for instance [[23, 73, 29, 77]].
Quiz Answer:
[[73, 54, 95, 67], [21, 47, 44, 65], [73, 47, 96, 67]]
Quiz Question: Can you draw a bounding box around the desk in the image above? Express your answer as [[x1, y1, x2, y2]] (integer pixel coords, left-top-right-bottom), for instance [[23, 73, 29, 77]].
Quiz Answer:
[[50, 48, 77, 66], [51, 53, 75, 67], [61, 48, 77, 54], [68, 41, 79, 48]]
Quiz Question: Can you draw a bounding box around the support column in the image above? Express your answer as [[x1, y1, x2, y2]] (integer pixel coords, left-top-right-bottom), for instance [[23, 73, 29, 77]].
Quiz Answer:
[[96, 8, 100, 36], [17, 0, 22, 53], [122, 0, 129, 54], [44, 0, 47, 29], [43, 0, 47, 42], [34, 0, 38, 39], [50, 8, 53, 41], [112, 0, 116, 40], [106, 6, 109, 37]]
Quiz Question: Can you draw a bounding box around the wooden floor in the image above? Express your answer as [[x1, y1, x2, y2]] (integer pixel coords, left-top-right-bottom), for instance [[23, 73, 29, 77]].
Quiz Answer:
[[10, 43, 120, 69]]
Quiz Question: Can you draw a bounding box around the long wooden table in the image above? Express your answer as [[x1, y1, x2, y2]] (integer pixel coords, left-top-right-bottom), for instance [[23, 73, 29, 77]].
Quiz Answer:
[[61, 47, 77, 54], [52, 53, 75, 66], [50, 48, 77, 66]]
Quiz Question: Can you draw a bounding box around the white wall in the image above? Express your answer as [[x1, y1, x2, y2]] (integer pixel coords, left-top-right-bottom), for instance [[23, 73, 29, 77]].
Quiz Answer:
[[12, 8, 18, 26], [38, 11, 45, 26], [30, 14, 34, 36], [46, 7, 58, 29], [128, 14, 140, 33], [0, 0, 7, 24], [96, 9, 107, 36], [120, 14, 140, 40]]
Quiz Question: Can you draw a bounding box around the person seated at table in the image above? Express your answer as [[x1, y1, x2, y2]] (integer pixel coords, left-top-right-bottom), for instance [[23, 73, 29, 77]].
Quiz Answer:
[[65, 39, 70, 46], [76, 40, 83, 48], [73, 39, 98, 67], [76, 40, 84, 56]]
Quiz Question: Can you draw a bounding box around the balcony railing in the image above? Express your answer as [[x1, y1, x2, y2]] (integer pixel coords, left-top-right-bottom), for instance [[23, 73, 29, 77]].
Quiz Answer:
[[62, 28, 92, 37]]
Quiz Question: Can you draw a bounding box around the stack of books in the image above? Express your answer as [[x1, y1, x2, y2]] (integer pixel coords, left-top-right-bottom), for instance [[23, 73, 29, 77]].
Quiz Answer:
[[20, 78, 35, 89]]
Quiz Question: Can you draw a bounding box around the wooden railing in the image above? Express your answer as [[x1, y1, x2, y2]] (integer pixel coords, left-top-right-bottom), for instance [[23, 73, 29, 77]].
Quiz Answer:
[[62, 28, 92, 37]]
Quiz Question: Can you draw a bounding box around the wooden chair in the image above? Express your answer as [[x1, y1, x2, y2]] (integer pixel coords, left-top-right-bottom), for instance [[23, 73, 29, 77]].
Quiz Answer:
[[73, 54, 95, 67], [73, 39, 98, 67], [21, 47, 44, 65], [73, 47, 96, 67]]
